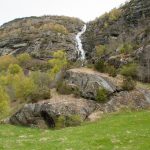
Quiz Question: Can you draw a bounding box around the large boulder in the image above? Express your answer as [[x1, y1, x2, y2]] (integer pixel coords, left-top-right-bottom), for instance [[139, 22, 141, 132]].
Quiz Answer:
[[4, 95, 98, 128], [65, 68, 122, 99]]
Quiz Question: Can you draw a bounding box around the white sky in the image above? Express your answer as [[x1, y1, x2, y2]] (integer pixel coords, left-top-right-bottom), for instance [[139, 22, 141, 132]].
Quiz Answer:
[[0, 0, 128, 25]]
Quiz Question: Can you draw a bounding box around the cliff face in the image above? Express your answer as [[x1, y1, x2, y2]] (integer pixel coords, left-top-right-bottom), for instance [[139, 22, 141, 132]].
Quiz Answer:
[[0, 16, 84, 61], [82, 0, 150, 81]]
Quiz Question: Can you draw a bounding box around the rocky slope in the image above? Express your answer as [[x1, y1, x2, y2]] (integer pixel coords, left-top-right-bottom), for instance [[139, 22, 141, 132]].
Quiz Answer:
[[3, 68, 150, 129], [4, 87, 150, 128], [0, 16, 84, 61], [83, 0, 150, 81]]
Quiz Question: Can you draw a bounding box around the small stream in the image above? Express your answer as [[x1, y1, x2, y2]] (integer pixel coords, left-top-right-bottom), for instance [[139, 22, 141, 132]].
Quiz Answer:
[[76, 24, 86, 60]]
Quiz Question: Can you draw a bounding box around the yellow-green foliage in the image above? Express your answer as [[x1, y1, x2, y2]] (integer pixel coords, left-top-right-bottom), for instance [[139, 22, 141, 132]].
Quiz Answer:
[[30, 71, 51, 102], [108, 8, 122, 21], [17, 53, 31, 67], [40, 23, 68, 34], [55, 116, 66, 129], [55, 115, 82, 129], [0, 86, 10, 117], [8, 64, 23, 75], [96, 88, 108, 102], [95, 45, 106, 57], [120, 43, 133, 54], [94, 60, 106, 73], [122, 77, 136, 91], [12, 74, 36, 101], [0, 55, 18, 71], [120, 63, 138, 78], [48, 50, 68, 80]]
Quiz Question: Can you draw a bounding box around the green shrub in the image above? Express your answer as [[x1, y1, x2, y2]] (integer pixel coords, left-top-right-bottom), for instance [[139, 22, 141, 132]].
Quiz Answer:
[[49, 50, 68, 80], [120, 43, 133, 54], [120, 63, 138, 78], [29, 71, 51, 102], [55, 115, 82, 129], [30, 87, 51, 103], [95, 45, 106, 57], [94, 60, 106, 73], [65, 115, 82, 127], [55, 116, 66, 129], [108, 8, 122, 21], [8, 64, 23, 75], [0, 55, 18, 72], [0, 86, 10, 118], [106, 65, 117, 77], [96, 88, 108, 102], [56, 81, 72, 95], [13, 74, 36, 101], [17, 53, 31, 67], [122, 77, 136, 91]]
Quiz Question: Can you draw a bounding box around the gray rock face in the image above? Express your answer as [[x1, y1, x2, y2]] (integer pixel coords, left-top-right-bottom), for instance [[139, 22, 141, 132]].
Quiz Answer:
[[136, 45, 150, 82], [6, 98, 98, 128], [82, 0, 150, 64], [4, 88, 150, 128], [0, 16, 84, 61], [65, 68, 122, 99]]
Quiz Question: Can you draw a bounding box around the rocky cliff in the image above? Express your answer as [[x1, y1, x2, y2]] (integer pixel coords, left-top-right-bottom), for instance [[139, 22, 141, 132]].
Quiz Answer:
[[82, 0, 150, 81], [0, 16, 84, 61]]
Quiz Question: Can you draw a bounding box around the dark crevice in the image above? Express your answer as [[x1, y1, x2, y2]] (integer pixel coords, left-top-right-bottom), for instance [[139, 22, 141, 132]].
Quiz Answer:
[[40, 111, 55, 128]]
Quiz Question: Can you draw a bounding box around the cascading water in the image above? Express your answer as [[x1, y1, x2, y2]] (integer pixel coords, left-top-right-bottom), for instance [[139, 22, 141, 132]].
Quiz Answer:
[[76, 24, 86, 60]]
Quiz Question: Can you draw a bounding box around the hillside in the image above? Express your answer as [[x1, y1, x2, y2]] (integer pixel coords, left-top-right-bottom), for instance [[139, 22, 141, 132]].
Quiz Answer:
[[0, 16, 84, 61], [0, 111, 150, 150], [0, 0, 150, 144], [83, 0, 150, 82]]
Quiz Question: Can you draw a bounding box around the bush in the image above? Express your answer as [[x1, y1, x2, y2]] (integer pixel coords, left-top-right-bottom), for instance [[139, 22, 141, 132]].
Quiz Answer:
[[96, 88, 108, 102], [30, 87, 51, 103], [106, 65, 117, 77], [8, 64, 23, 75], [40, 23, 68, 34], [65, 115, 82, 127], [120, 43, 133, 54], [56, 81, 72, 95], [17, 53, 31, 68], [108, 8, 122, 21], [122, 77, 136, 91], [94, 60, 106, 73], [30, 71, 51, 102], [0, 55, 18, 72], [55, 116, 66, 129], [55, 115, 82, 129], [120, 63, 138, 78], [95, 45, 106, 57], [0, 86, 10, 118], [49, 50, 68, 80], [13, 74, 36, 101]]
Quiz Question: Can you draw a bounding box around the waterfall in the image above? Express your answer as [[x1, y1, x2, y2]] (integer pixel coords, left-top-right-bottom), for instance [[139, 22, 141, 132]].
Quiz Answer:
[[76, 24, 86, 60]]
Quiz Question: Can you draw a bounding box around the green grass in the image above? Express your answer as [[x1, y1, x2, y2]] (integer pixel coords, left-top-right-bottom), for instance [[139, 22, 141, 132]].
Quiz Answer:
[[0, 111, 150, 150]]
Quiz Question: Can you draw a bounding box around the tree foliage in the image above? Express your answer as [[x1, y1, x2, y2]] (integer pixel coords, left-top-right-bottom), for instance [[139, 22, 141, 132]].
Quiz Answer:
[[48, 50, 68, 80], [0, 55, 18, 71], [0, 86, 10, 117], [17, 53, 31, 67]]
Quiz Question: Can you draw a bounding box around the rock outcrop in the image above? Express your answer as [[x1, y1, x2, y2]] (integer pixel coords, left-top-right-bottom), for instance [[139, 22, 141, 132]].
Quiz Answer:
[[65, 68, 122, 99], [82, 0, 150, 81], [0, 16, 84, 61], [4, 88, 150, 128], [4, 95, 98, 128]]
